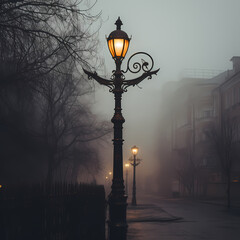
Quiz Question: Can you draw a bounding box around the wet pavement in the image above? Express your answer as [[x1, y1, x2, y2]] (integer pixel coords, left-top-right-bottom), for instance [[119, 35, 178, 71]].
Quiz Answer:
[[127, 203, 181, 223], [126, 195, 240, 240]]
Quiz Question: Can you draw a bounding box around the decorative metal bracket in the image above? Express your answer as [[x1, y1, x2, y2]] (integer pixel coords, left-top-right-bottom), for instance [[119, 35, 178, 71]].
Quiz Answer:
[[83, 52, 159, 92], [121, 69, 159, 91], [129, 156, 142, 166], [83, 68, 114, 91], [122, 52, 155, 74]]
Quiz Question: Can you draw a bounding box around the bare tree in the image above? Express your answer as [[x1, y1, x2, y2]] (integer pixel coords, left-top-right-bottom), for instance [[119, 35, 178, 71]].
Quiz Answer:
[[0, 0, 110, 185], [36, 59, 110, 184], [206, 118, 238, 208], [175, 146, 200, 197], [0, 0, 101, 87]]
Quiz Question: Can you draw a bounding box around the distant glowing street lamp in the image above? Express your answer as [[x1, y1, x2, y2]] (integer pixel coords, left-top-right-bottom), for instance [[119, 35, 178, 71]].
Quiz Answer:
[[83, 17, 159, 240], [130, 145, 141, 206], [124, 163, 130, 195], [131, 145, 139, 156]]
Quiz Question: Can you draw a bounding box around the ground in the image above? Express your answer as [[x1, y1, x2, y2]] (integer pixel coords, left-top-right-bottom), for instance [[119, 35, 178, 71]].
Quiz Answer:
[[126, 194, 240, 240]]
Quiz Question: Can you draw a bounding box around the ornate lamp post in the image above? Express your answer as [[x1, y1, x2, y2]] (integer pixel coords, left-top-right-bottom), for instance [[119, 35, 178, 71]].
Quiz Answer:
[[83, 17, 159, 240], [129, 145, 141, 206]]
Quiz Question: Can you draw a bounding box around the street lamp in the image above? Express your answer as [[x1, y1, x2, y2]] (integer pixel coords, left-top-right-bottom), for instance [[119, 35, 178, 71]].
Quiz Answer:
[[131, 145, 139, 156], [124, 163, 130, 195], [130, 145, 141, 206], [83, 17, 159, 240], [105, 172, 112, 195]]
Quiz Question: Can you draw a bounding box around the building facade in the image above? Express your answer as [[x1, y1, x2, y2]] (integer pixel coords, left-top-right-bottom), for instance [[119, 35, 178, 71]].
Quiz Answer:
[[158, 57, 240, 199]]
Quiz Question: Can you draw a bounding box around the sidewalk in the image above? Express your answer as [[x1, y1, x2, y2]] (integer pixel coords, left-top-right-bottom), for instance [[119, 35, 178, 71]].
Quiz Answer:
[[126, 195, 240, 240], [126, 199, 182, 240], [105, 197, 182, 240], [127, 203, 182, 223], [199, 198, 240, 208]]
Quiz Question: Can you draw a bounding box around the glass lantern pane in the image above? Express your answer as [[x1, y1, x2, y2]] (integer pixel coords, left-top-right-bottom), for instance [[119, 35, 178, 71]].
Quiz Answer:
[[114, 39, 124, 57], [122, 40, 129, 58], [108, 39, 115, 58]]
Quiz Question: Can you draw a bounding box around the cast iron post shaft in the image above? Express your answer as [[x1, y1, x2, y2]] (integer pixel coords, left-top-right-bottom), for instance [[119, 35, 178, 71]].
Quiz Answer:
[[83, 47, 159, 240], [132, 154, 137, 205], [125, 167, 128, 195], [108, 59, 127, 240]]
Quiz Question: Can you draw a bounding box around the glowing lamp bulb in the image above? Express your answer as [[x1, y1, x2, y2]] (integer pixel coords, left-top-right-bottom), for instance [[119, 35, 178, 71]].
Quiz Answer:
[[131, 145, 139, 156], [107, 17, 130, 60]]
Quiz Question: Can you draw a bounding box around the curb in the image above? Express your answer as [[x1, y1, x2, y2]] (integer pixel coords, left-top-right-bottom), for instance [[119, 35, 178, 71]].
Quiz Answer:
[[127, 216, 183, 223]]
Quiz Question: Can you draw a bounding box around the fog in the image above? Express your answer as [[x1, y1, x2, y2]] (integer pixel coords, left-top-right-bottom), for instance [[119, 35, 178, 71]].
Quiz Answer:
[[91, 0, 240, 191], [1, 2, 240, 239]]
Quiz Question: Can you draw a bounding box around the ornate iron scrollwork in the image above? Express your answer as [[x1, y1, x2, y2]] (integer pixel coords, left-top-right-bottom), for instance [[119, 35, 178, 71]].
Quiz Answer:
[[83, 51, 159, 92], [83, 68, 114, 91], [122, 52, 154, 74]]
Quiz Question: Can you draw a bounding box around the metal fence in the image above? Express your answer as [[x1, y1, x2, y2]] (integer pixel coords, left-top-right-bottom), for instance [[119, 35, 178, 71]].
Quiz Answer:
[[0, 183, 106, 240]]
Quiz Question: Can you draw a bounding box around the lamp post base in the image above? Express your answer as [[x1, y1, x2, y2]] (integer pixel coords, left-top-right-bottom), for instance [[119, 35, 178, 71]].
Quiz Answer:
[[131, 197, 137, 206], [108, 194, 128, 240]]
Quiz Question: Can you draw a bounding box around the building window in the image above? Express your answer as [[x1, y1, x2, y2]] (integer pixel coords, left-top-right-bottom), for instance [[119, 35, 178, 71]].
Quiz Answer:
[[228, 91, 232, 107], [235, 122, 240, 142], [202, 158, 207, 166], [239, 87, 240, 103], [225, 91, 233, 109], [203, 110, 211, 118], [213, 96, 217, 116], [225, 95, 228, 109], [234, 88, 238, 104]]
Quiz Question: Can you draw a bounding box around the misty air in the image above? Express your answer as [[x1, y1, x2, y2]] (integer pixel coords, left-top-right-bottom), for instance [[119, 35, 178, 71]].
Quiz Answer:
[[0, 1, 240, 240]]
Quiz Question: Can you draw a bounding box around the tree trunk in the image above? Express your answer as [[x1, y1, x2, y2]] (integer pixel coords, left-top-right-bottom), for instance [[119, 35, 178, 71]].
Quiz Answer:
[[46, 151, 55, 189], [227, 173, 231, 209]]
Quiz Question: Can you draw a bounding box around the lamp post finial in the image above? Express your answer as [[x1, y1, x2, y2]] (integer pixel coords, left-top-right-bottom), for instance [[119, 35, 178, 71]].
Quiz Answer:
[[115, 17, 123, 30]]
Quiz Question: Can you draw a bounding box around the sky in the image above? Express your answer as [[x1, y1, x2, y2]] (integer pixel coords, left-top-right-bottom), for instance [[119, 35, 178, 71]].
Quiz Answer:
[[89, 0, 240, 185]]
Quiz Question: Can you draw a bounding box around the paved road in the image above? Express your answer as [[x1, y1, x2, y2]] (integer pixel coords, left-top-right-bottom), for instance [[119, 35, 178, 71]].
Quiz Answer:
[[126, 195, 240, 240]]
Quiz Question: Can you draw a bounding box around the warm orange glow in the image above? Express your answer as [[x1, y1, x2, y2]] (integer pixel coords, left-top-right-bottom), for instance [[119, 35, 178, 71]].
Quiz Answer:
[[122, 40, 129, 58], [109, 171, 112, 175], [0, 185, 2, 188], [131, 146, 139, 155], [108, 39, 115, 58], [114, 39, 124, 56], [106, 176, 109, 179], [108, 38, 129, 59], [125, 163, 130, 168]]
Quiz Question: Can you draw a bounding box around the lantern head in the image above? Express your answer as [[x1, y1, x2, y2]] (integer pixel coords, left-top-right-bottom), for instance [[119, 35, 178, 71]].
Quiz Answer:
[[131, 145, 139, 156], [107, 17, 130, 61]]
